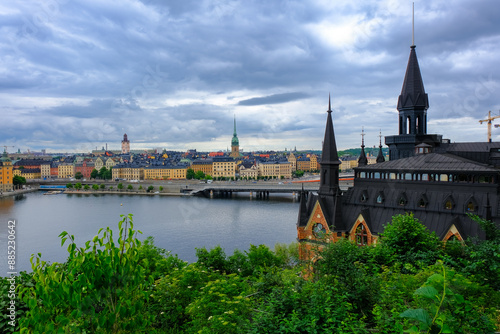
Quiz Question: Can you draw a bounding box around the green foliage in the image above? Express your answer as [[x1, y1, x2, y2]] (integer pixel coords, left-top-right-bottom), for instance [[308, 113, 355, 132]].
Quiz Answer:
[[19, 214, 152, 333], [159, 186, 163, 191], [75, 172, 83, 180], [186, 168, 195, 180], [147, 185, 154, 192], [127, 184, 133, 190], [100, 183, 105, 190], [66, 183, 73, 189], [400, 264, 497, 333], [0, 272, 33, 333], [1, 211, 497, 333], [138, 185, 143, 191], [314, 239, 379, 321], [194, 170, 205, 179], [13, 175, 26, 185], [292, 170, 305, 178], [74, 183, 82, 190], [90, 169, 98, 179], [380, 213, 441, 270], [92, 184, 99, 191], [83, 184, 90, 191], [117, 183, 123, 190]]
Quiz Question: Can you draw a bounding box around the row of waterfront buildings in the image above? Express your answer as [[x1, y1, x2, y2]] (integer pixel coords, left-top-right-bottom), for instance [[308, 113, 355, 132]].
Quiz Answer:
[[0, 117, 385, 190]]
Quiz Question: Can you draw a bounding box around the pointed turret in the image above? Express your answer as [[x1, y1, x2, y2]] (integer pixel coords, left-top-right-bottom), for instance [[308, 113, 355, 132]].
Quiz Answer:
[[397, 45, 428, 135], [376, 130, 385, 163], [319, 95, 341, 196], [358, 128, 368, 166]]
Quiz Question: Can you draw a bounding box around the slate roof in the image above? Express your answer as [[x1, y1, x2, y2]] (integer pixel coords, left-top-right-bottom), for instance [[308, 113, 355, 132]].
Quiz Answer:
[[356, 153, 498, 173]]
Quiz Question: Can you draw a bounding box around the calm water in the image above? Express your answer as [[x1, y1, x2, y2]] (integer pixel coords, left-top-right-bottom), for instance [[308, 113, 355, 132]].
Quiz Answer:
[[0, 192, 299, 273]]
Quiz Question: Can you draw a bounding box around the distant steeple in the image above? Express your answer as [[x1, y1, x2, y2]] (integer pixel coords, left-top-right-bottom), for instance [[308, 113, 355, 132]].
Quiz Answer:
[[319, 94, 341, 196], [376, 130, 385, 163], [231, 115, 239, 146], [358, 127, 368, 166]]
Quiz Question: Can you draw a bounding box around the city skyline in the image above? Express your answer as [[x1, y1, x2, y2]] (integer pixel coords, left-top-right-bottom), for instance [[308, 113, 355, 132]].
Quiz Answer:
[[1, 0, 500, 153]]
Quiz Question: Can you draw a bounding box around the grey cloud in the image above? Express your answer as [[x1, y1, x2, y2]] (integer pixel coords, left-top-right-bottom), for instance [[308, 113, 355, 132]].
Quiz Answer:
[[238, 92, 310, 106]]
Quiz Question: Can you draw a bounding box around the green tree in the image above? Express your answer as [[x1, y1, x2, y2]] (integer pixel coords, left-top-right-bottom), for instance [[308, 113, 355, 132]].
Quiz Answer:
[[147, 185, 154, 193], [100, 184, 106, 190], [194, 170, 205, 180], [103, 167, 112, 180], [127, 184, 133, 191], [75, 171, 83, 180], [66, 183, 73, 189], [98, 167, 107, 179], [13, 175, 26, 186], [186, 168, 195, 180], [92, 184, 99, 191], [117, 183, 123, 190], [84, 184, 90, 191], [380, 213, 441, 270], [138, 185, 143, 191], [74, 183, 82, 190], [90, 168, 98, 179], [159, 186, 163, 191], [20, 214, 153, 333]]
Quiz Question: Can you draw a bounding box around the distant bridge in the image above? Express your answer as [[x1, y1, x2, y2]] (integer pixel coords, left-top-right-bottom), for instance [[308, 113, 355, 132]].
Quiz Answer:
[[189, 181, 352, 198]]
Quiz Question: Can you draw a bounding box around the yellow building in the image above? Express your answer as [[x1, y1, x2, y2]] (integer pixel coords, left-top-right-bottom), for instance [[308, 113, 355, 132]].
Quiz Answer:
[[239, 165, 259, 179], [58, 163, 75, 178], [287, 153, 297, 171], [112, 164, 144, 180], [41, 163, 51, 179], [212, 157, 235, 179], [144, 165, 187, 180], [191, 159, 213, 177], [19, 168, 41, 180], [258, 161, 292, 179], [0, 151, 13, 192]]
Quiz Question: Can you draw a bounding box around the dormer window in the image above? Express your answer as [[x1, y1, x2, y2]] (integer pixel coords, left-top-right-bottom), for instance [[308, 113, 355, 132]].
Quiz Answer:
[[466, 197, 477, 212], [418, 194, 429, 208], [360, 190, 369, 203], [398, 193, 408, 206], [376, 192, 384, 204], [444, 196, 455, 210]]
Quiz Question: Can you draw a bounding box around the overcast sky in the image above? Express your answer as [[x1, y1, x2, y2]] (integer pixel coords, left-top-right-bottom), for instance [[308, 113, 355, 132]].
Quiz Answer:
[[1, 0, 499, 153]]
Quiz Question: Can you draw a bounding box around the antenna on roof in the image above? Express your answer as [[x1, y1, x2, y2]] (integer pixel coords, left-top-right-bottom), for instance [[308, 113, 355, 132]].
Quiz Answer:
[[412, 2, 415, 47]]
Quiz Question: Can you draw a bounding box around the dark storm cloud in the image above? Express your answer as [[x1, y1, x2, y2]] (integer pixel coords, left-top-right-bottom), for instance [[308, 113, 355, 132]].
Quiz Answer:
[[1, 0, 499, 151], [238, 92, 310, 106]]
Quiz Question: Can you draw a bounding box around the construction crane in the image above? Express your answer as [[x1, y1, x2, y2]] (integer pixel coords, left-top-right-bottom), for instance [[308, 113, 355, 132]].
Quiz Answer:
[[2, 145, 14, 153], [479, 111, 500, 142]]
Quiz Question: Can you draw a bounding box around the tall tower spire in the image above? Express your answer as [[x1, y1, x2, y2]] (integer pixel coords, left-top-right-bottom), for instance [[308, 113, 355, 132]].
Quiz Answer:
[[319, 94, 340, 196], [397, 2, 428, 136], [230, 115, 240, 158], [358, 127, 368, 166]]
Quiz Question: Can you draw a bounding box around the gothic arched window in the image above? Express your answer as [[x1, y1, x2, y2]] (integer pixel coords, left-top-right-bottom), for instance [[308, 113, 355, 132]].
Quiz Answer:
[[355, 224, 368, 246]]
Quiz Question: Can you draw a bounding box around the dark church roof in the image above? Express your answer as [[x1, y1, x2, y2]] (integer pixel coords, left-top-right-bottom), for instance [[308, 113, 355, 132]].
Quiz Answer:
[[357, 152, 498, 173]]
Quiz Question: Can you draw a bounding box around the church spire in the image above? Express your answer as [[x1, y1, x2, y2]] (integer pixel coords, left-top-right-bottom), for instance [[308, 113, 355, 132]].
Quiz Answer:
[[397, 4, 428, 136], [376, 130, 385, 163], [319, 94, 340, 196], [233, 114, 237, 137], [358, 127, 368, 166]]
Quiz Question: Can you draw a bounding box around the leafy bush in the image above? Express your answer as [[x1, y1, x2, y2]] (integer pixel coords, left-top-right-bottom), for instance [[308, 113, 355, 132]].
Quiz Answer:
[[19, 214, 153, 333], [380, 213, 441, 270]]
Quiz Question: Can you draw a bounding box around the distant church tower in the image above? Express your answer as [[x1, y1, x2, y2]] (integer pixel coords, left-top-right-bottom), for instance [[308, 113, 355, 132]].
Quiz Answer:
[[121, 133, 130, 154], [230, 116, 240, 158]]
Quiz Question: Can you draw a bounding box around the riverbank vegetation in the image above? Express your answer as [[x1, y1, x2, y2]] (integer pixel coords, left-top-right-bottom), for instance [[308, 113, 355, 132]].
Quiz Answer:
[[1, 213, 499, 333]]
